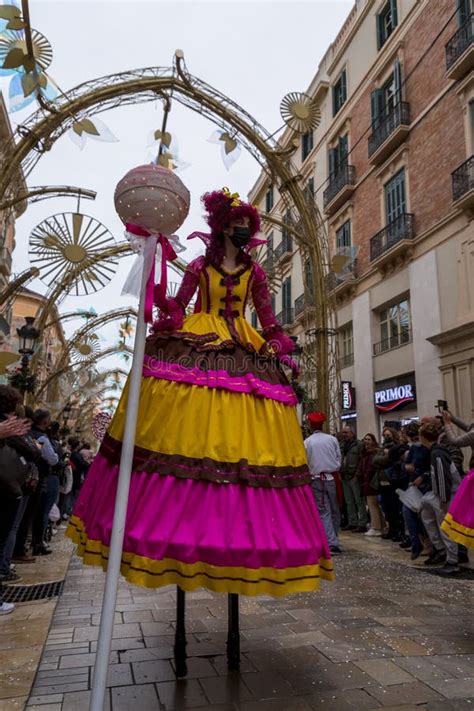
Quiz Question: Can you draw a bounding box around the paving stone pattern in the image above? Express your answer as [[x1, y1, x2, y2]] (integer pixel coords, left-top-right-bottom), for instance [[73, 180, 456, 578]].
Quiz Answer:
[[26, 548, 473, 710]]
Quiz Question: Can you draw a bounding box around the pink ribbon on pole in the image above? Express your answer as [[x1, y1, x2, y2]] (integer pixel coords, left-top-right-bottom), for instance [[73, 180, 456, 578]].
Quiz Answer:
[[125, 223, 177, 323]]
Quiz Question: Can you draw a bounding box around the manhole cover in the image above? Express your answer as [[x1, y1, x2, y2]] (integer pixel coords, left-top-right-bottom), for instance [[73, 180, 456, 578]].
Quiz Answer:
[[3, 580, 64, 603]]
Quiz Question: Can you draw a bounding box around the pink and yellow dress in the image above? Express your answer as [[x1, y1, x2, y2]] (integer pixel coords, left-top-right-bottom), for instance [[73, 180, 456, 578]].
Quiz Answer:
[[67, 256, 333, 596], [441, 469, 474, 548]]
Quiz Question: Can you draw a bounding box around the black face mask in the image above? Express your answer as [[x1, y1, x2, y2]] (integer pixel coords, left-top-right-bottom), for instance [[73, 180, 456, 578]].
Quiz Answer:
[[229, 226, 251, 248]]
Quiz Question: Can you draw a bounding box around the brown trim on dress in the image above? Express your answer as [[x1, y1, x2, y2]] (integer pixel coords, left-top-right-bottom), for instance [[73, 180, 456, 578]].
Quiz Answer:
[[101, 433, 311, 489]]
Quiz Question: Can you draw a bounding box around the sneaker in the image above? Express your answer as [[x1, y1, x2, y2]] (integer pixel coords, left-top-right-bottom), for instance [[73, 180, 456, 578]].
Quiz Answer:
[[365, 528, 382, 537], [2, 571, 22, 583], [330, 546, 343, 555], [399, 540, 411, 549], [458, 551, 470, 565], [0, 602, 15, 615], [411, 549, 422, 561], [435, 562, 461, 576], [12, 554, 36, 564], [424, 550, 447, 566], [32, 545, 52, 556]]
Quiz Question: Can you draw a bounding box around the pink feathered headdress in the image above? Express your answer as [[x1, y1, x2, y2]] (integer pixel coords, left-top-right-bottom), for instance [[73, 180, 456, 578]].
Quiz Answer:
[[202, 188, 261, 238]]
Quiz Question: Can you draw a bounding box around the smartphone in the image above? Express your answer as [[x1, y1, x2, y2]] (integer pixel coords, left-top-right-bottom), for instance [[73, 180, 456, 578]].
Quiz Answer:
[[436, 400, 448, 413]]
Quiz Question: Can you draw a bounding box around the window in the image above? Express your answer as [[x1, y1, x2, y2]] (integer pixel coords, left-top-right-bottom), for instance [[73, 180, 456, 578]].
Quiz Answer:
[[339, 323, 354, 367], [376, 0, 398, 50], [267, 231, 274, 254], [306, 177, 314, 197], [271, 293, 276, 313], [251, 311, 258, 328], [304, 258, 314, 294], [371, 59, 402, 128], [328, 134, 349, 179], [457, 0, 472, 27], [282, 211, 293, 252], [385, 168, 406, 225], [301, 131, 314, 161], [282, 277, 292, 311], [336, 220, 352, 250], [265, 186, 274, 212], [332, 69, 347, 116], [470, 100, 474, 152], [378, 298, 411, 352]]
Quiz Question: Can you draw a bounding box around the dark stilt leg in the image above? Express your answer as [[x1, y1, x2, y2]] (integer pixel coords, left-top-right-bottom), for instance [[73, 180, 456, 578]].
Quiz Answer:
[[174, 586, 187, 677], [226, 593, 240, 671]]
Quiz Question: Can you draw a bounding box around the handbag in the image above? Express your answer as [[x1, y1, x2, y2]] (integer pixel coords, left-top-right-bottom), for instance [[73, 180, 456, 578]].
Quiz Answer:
[[0, 441, 30, 498], [396, 486, 423, 513]]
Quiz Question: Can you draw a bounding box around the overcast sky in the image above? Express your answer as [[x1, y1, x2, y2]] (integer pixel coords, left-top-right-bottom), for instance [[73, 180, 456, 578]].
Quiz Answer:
[[3, 0, 352, 388]]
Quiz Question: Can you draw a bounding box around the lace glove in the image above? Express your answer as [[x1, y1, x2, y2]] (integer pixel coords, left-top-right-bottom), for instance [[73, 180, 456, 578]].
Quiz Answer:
[[250, 262, 295, 356], [152, 256, 204, 332]]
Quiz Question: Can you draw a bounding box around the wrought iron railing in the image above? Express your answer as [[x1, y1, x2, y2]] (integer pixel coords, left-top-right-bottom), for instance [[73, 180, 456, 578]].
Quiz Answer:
[[368, 102, 410, 157], [294, 294, 305, 317], [326, 259, 358, 291], [446, 14, 473, 70], [452, 155, 474, 202], [338, 352, 354, 368], [323, 165, 355, 208], [274, 238, 293, 261], [0, 247, 12, 274], [276, 307, 294, 326], [370, 214, 415, 261], [373, 328, 412, 355]]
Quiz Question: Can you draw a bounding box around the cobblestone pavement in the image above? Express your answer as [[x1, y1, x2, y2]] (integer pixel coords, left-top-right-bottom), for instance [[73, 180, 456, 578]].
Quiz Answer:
[[23, 537, 474, 711]]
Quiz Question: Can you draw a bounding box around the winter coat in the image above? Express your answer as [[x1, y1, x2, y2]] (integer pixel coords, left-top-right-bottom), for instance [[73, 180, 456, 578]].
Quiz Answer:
[[426, 443, 462, 503], [340, 439, 363, 481], [357, 449, 379, 496]]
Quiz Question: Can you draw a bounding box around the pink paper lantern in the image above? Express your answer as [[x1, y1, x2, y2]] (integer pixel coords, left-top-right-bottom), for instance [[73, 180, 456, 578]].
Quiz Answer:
[[114, 164, 190, 235]]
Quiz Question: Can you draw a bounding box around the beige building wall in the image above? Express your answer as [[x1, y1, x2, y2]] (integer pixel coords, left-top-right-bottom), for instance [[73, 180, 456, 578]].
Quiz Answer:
[[248, 0, 474, 438]]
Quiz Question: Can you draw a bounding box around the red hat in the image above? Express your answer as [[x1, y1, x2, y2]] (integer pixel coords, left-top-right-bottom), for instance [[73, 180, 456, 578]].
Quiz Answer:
[[307, 411, 326, 425]]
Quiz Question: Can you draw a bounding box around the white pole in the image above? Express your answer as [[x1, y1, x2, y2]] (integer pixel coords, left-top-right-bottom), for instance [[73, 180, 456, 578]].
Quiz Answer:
[[89, 239, 153, 711]]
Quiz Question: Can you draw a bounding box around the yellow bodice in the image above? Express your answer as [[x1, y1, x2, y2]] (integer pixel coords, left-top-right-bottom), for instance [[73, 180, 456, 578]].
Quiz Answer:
[[198, 264, 252, 318]]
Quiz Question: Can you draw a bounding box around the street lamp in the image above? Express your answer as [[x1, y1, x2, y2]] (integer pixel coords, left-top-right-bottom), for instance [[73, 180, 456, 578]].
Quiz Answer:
[[17, 317, 41, 356], [15, 317, 41, 399]]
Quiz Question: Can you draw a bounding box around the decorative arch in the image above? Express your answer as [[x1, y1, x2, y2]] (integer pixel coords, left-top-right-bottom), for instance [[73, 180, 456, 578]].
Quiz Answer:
[[2, 54, 337, 418]]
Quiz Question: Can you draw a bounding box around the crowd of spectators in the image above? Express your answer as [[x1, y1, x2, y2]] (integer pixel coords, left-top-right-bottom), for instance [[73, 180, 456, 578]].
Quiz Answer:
[[304, 410, 472, 575], [0, 385, 93, 615]]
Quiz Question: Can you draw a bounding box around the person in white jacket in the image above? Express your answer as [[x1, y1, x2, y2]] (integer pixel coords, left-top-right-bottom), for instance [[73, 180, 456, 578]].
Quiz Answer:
[[304, 412, 342, 554]]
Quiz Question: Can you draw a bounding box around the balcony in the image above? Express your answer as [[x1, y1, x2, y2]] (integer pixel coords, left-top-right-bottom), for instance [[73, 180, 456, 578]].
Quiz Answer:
[[0, 247, 12, 277], [323, 165, 356, 215], [445, 14, 473, 80], [263, 254, 274, 273], [274, 238, 293, 264], [326, 260, 358, 303], [373, 328, 412, 356], [338, 352, 354, 369], [368, 102, 410, 165], [370, 213, 415, 271], [276, 307, 294, 326], [452, 155, 474, 212], [294, 293, 315, 320]]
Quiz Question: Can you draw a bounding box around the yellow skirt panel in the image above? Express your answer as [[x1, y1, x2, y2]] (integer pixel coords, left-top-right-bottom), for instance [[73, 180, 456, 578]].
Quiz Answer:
[[109, 377, 306, 468], [441, 513, 474, 548], [67, 515, 334, 597]]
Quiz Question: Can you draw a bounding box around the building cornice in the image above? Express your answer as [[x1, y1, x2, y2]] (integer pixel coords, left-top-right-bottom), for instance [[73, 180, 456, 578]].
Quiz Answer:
[[427, 320, 474, 346]]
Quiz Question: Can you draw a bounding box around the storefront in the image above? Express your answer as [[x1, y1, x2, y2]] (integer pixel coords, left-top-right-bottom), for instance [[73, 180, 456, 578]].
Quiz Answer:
[[341, 380, 357, 433], [374, 373, 418, 434]]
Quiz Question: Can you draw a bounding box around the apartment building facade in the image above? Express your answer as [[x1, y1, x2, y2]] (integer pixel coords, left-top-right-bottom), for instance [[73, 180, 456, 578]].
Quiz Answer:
[[248, 0, 474, 436]]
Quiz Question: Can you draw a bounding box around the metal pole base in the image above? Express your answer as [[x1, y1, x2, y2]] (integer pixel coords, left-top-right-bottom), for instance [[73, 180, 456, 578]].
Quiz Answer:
[[226, 593, 240, 671], [174, 586, 187, 677]]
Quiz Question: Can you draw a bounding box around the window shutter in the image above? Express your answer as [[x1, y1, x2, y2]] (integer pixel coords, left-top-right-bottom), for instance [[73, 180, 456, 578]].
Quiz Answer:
[[457, 0, 470, 26], [329, 147, 337, 179], [390, 0, 398, 28], [339, 134, 349, 166], [376, 13, 383, 49], [393, 59, 402, 104], [332, 85, 337, 117], [371, 89, 384, 128], [341, 70, 347, 103]]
